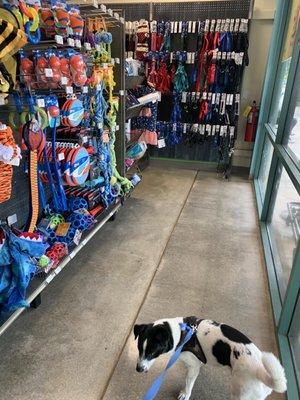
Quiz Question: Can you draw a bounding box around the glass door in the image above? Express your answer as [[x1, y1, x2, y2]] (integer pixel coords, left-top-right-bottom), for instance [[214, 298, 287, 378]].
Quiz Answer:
[[251, 0, 300, 398]]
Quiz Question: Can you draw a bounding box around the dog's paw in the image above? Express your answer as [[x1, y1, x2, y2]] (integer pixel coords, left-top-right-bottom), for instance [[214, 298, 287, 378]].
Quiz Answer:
[[178, 390, 190, 400]]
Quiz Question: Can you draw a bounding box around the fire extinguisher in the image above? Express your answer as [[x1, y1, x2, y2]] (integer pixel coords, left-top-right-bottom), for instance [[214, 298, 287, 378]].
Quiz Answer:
[[244, 101, 259, 142]]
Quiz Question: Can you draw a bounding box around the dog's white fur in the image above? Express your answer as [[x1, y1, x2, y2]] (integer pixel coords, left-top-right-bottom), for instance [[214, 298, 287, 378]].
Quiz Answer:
[[137, 317, 287, 400]]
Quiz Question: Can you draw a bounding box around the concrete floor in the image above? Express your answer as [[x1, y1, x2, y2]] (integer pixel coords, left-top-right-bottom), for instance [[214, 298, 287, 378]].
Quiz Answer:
[[0, 168, 283, 400]]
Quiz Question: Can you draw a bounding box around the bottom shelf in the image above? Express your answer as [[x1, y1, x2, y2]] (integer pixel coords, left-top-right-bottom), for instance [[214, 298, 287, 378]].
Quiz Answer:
[[0, 199, 122, 336]]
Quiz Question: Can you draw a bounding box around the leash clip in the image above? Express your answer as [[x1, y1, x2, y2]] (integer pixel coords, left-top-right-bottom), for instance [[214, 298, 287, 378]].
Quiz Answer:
[[190, 324, 198, 333]]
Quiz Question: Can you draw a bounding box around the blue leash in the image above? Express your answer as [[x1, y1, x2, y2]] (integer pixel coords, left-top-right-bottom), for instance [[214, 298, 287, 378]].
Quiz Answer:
[[143, 323, 194, 400]]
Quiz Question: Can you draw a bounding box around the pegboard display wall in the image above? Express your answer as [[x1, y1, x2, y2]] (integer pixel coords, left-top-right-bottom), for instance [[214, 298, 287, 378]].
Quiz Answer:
[[106, 3, 150, 21], [153, 1, 251, 20], [108, 1, 251, 21]]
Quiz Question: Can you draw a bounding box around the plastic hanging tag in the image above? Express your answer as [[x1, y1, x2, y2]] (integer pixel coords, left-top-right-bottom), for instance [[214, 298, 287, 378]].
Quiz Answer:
[[7, 213, 17, 226], [61, 76, 68, 85], [100, 4, 106, 12], [37, 98, 45, 107], [120, 17, 125, 24], [66, 86, 73, 94], [58, 152, 65, 161], [96, 44, 101, 51], [75, 39, 82, 48], [83, 86, 88, 93], [174, 21, 178, 33], [157, 138, 166, 148], [67, 38, 75, 47], [188, 21, 192, 33], [183, 123, 187, 133], [45, 68, 53, 78], [107, 8, 113, 16], [182, 92, 187, 103], [73, 229, 82, 246], [192, 21, 196, 33], [114, 12, 120, 20], [115, 58, 120, 64], [84, 42, 91, 50], [55, 35, 64, 45], [178, 21, 182, 33]]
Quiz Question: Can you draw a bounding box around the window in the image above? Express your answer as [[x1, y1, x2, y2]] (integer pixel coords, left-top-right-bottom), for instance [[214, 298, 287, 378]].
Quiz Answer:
[[268, 166, 299, 299], [258, 135, 274, 197], [289, 291, 300, 383], [283, 55, 300, 166], [268, 1, 300, 133]]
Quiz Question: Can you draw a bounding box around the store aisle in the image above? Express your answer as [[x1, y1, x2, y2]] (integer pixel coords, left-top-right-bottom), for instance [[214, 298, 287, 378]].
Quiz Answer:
[[0, 168, 282, 400]]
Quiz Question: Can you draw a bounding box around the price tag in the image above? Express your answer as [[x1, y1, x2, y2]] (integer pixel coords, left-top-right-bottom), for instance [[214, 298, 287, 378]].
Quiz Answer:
[[73, 229, 82, 246], [37, 98, 45, 107], [67, 38, 75, 47], [188, 21, 192, 33], [93, 0, 98, 8], [60, 76, 68, 85], [67, 27, 73, 36], [84, 42, 91, 51], [82, 136, 88, 143], [174, 21, 178, 33], [97, 122, 103, 129], [178, 21, 182, 33], [58, 152, 65, 161], [108, 8, 113, 16], [75, 39, 82, 48], [115, 58, 120, 64], [120, 17, 125, 24], [55, 35, 64, 45], [183, 123, 187, 133], [45, 68, 53, 78], [83, 86, 88, 93], [7, 214, 17, 226], [114, 12, 119, 20], [100, 4, 106, 12], [96, 44, 101, 51], [116, 125, 120, 131], [111, 58, 115, 66], [66, 86, 73, 94], [182, 92, 187, 103], [192, 21, 197, 33], [157, 138, 166, 148]]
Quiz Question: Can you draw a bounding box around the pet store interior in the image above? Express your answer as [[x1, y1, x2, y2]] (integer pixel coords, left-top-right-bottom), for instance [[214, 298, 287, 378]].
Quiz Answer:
[[0, 0, 299, 399]]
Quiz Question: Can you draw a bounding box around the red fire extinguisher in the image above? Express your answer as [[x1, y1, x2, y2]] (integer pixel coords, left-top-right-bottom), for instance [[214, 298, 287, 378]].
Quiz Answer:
[[244, 101, 259, 142]]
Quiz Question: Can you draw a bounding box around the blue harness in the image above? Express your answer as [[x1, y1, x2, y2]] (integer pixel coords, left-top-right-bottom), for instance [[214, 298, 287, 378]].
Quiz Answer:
[[143, 323, 194, 400]]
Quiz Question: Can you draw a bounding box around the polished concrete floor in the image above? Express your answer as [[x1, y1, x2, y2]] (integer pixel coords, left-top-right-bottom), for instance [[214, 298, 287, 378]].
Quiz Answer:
[[0, 168, 283, 400]]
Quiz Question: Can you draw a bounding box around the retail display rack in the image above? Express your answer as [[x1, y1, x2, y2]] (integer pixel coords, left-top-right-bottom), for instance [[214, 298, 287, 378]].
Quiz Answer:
[[0, 1, 154, 336]]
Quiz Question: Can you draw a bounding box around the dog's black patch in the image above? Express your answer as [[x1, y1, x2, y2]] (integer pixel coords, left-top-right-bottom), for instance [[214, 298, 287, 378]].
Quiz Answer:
[[139, 322, 174, 361], [212, 340, 232, 367], [233, 350, 240, 359], [220, 324, 251, 344], [204, 330, 210, 335], [210, 321, 220, 326]]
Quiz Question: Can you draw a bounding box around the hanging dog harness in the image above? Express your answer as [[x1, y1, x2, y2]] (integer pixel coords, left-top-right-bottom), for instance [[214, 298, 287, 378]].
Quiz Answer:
[[142, 317, 206, 400]]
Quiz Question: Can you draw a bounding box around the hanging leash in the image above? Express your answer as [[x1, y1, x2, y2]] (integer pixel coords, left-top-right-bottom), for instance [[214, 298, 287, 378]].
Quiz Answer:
[[142, 323, 194, 400]]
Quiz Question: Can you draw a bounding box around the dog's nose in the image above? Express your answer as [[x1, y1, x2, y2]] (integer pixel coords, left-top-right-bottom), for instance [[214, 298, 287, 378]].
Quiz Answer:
[[136, 364, 144, 373]]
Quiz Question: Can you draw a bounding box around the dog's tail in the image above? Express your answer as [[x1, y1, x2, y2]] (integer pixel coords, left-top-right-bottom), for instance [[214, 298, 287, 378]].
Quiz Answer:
[[256, 352, 287, 393]]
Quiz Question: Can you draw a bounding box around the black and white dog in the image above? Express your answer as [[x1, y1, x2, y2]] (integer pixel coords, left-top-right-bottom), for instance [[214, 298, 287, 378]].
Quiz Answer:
[[134, 317, 287, 400]]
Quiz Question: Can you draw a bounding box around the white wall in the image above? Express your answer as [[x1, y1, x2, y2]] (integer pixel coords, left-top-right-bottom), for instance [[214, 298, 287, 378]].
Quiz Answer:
[[233, 0, 275, 168]]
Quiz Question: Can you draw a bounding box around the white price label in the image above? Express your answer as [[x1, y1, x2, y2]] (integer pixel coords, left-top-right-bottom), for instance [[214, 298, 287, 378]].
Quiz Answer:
[[157, 138, 166, 148], [67, 38, 75, 47], [73, 230, 82, 246], [60, 76, 68, 85], [182, 92, 187, 103], [178, 21, 182, 33], [84, 42, 91, 50], [7, 214, 17, 226], [96, 44, 101, 51], [75, 39, 82, 48], [66, 86, 73, 94], [37, 98, 45, 107], [97, 122, 103, 129], [116, 125, 120, 131], [58, 152, 65, 161], [108, 8, 113, 16], [93, 0, 98, 8], [120, 17, 125, 24], [188, 21, 192, 33], [83, 86, 88, 93], [115, 58, 120, 64], [45, 68, 53, 78], [67, 26, 73, 35], [114, 12, 119, 20], [100, 4, 106, 12], [55, 35, 64, 45], [111, 58, 115, 66], [82, 136, 88, 143]]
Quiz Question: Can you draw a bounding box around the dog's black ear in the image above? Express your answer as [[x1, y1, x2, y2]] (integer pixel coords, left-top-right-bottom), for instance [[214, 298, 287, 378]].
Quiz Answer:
[[154, 326, 169, 345], [134, 324, 147, 340]]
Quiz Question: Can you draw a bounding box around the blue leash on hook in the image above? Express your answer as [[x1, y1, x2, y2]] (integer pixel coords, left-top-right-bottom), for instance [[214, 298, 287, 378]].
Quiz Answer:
[[143, 323, 194, 400]]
